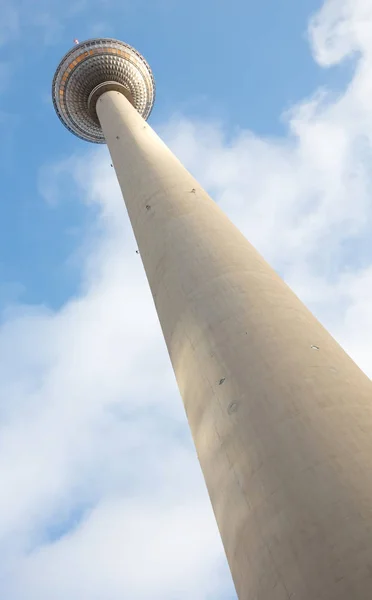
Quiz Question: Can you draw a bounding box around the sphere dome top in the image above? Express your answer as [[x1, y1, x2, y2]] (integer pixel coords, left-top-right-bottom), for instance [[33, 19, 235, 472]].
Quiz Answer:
[[52, 38, 155, 144]]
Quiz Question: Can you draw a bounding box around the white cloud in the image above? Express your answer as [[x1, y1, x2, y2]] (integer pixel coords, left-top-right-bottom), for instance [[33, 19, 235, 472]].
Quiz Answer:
[[161, 0, 372, 377], [309, 0, 372, 66], [1, 0, 372, 598], [0, 152, 234, 599]]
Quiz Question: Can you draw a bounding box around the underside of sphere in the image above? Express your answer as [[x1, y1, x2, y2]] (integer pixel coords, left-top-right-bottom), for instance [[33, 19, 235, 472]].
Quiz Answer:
[[52, 38, 155, 143]]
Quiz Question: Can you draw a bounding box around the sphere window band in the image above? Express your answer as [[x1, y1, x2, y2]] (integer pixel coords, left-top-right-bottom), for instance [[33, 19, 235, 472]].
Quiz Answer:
[[52, 38, 155, 144]]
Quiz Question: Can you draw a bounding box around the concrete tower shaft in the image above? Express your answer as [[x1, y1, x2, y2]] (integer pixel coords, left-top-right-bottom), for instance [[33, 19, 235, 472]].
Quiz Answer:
[[53, 40, 372, 600], [97, 89, 372, 600]]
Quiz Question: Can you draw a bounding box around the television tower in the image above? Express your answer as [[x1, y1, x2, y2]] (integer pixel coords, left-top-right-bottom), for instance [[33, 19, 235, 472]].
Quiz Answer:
[[52, 39, 372, 599]]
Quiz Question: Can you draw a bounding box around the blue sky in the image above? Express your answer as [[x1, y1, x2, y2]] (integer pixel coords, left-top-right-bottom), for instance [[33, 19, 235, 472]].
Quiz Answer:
[[1, 0, 338, 309], [1, 0, 372, 598]]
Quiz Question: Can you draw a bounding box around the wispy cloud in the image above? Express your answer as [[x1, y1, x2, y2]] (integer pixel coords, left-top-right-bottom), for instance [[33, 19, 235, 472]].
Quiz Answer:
[[0, 153, 235, 599], [161, 1, 372, 376]]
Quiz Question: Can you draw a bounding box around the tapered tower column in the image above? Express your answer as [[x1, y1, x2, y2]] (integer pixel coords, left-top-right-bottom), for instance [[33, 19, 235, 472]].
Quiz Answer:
[[53, 39, 372, 600]]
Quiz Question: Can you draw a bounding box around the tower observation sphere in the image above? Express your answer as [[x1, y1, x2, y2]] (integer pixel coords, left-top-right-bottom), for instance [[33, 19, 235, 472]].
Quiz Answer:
[[52, 38, 155, 143], [51, 39, 372, 600]]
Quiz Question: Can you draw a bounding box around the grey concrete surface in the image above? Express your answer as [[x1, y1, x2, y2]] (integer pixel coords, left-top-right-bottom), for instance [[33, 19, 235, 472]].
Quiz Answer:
[[97, 89, 372, 600]]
